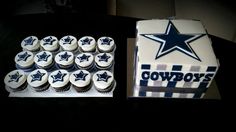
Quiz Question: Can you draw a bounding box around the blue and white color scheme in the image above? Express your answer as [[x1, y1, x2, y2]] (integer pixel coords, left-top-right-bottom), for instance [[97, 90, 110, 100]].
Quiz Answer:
[[15, 51, 34, 68], [27, 69, 48, 87], [78, 36, 96, 52], [55, 51, 74, 67], [4, 70, 26, 90], [95, 53, 113, 69], [48, 69, 70, 88], [59, 35, 78, 51], [75, 53, 94, 69], [21, 36, 40, 51], [93, 70, 114, 90], [34, 51, 53, 69], [97, 36, 115, 52], [135, 19, 219, 92], [70, 70, 91, 87], [40, 36, 59, 52]]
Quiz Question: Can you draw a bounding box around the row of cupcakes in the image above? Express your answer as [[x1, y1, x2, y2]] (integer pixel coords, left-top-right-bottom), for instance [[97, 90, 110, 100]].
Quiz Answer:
[[15, 50, 114, 72], [4, 69, 115, 93], [21, 35, 115, 54]]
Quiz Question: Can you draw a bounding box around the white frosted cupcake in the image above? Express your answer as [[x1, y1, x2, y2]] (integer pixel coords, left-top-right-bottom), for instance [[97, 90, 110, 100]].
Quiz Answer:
[[40, 36, 60, 55], [34, 51, 54, 71], [4, 70, 27, 92], [21, 36, 40, 52], [27, 69, 49, 92], [15, 51, 35, 72], [97, 36, 115, 52], [75, 53, 94, 71], [48, 69, 70, 92], [55, 51, 74, 71], [95, 53, 113, 70], [70, 70, 92, 92], [59, 35, 78, 52], [93, 70, 114, 93], [78, 36, 96, 52]]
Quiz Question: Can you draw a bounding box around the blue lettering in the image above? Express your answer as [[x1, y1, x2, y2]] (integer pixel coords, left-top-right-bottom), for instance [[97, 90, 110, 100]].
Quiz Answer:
[[151, 72, 159, 81], [141, 71, 150, 80], [203, 73, 214, 82], [193, 73, 205, 82], [184, 73, 193, 82]]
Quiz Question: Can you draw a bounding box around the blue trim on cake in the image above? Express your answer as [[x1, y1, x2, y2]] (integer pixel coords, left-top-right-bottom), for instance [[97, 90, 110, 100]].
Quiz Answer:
[[164, 92, 173, 97], [206, 66, 217, 72], [172, 65, 182, 71], [141, 64, 150, 69], [139, 91, 146, 96], [140, 80, 148, 86], [198, 82, 209, 88], [167, 81, 177, 87]]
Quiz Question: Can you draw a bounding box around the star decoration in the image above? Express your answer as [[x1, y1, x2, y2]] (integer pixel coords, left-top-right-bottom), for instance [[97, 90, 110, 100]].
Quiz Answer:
[[62, 36, 73, 44], [24, 36, 36, 46], [17, 52, 31, 62], [97, 53, 111, 62], [43, 36, 56, 45], [59, 52, 72, 61], [77, 54, 90, 62], [100, 37, 112, 45], [51, 71, 67, 83], [31, 70, 46, 82], [141, 21, 205, 61], [96, 72, 111, 82], [8, 71, 23, 82], [36, 52, 51, 62], [73, 71, 88, 81], [80, 37, 93, 45]]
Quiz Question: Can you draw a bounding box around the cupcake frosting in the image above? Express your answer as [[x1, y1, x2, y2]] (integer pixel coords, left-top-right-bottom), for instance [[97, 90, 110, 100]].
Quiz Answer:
[[70, 70, 91, 87], [97, 36, 115, 52], [93, 70, 114, 90], [40, 36, 59, 51], [78, 36, 96, 52], [59, 35, 77, 51], [27, 69, 48, 87], [21, 36, 39, 51], [15, 51, 34, 67], [48, 69, 70, 88], [4, 69, 26, 89]]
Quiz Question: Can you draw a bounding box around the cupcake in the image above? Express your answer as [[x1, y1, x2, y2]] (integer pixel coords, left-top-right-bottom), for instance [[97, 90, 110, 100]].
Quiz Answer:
[[15, 51, 35, 72], [78, 36, 96, 52], [95, 53, 113, 70], [97, 36, 115, 53], [55, 51, 74, 71], [21, 36, 40, 52], [93, 70, 114, 93], [70, 70, 92, 92], [59, 35, 78, 53], [34, 51, 54, 71], [40, 36, 60, 55], [27, 69, 49, 92], [4, 69, 27, 92], [48, 69, 70, 92], [75, 53, 94, 71]]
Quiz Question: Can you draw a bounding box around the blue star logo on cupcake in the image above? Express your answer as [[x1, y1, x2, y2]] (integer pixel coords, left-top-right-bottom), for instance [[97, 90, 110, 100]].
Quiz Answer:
[[100, 37, 112, 45], [51, 71, 67, 83], [8, 71, 23, 82], [59, 52, 72, 61], [97, 53, 110, 62], [31, 70, 45, 82], [73, 71, 88, 81], [24, 36, 36, 46], [80, 37, 93, 45], [77, 54, 90, 62], [62, 36, 73, 44], [96, 72, 111, 82], [17, 51, 31, 61], [43, 36, 56, 45], [37, 52, 51, 62]]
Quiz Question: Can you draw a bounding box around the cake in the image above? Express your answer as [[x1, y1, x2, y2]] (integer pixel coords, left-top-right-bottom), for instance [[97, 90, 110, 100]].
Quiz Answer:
[[134, 19, 219, 98], [78, 36, 96, 52], [75, 53, 94, 71], [48, 69, 70, 92], [70, 70, 92, 92], [15, 51, 35, 72], [4, 69, 27, 92], [34, 51, 55, 71], [59, 35, 78, 53], [95, 53, 113, 70], [40, 36, 60, 55], [21, 36, 40, 52], [55, 51, 74, 71], [27, 69, 49, 92], [97, 36, 115, 52], [93, 70, 114, 93]]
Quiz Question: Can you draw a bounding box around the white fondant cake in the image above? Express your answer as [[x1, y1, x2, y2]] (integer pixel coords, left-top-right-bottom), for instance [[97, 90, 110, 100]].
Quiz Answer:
[[34, 51, 53, 69], [75, 53, 94, 69], [135, 19, 219, 90], [27, 69, 48, 88], [97, 36, 115, 52], [15, 51, 34, 69], [93, 70, 114, 92], [40, 36, 59, 52], [21, 36, 40, 52], [78, 36, 96, 52], [59, 35, 78, 51], [95, 53, 113, 69]]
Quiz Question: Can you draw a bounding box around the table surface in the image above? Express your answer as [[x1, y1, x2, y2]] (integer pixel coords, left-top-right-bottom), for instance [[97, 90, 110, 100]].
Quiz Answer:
[[0, 14, 235, 124]]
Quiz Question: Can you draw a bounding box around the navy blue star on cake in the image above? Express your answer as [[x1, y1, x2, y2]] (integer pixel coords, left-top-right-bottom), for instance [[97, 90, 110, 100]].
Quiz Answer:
[[59, 52, 71, 61], [98, 53, 110, 62], [96, 72, 111, 82], [77, 54, 90, 62], [100, 37, 112, 45], [31, 70, 45, 82], [17, 52, 31, 61], [24, 36, 36, 46], [43, 36, 56, 45], [8, 71, 22, 82], [80, 37, 93, 45], [73, 71, 88, 81], [51, 71, 66, 83], [62, 36, 73, 44], [141, 21, 205, 61], [37, 52, 51, 62]]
